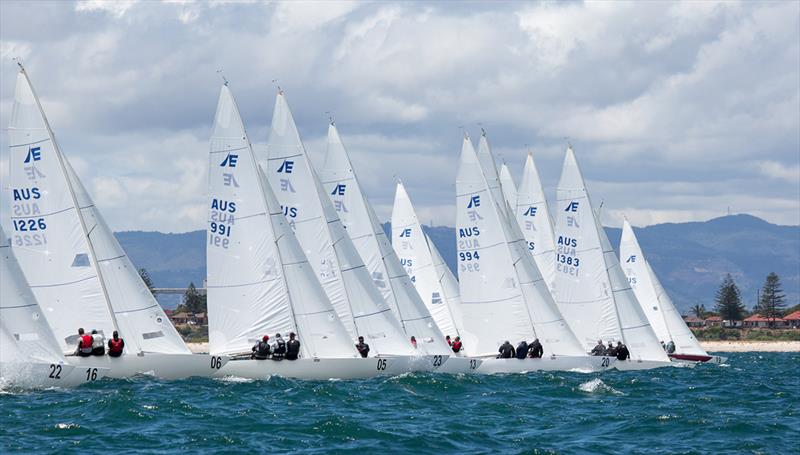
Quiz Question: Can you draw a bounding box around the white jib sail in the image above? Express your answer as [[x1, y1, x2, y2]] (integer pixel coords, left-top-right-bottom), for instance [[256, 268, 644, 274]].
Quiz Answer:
[[498, 163, 518, 214], [515, 152, 558, 291], [206, 84, 356, 359], [320, 124, 450, 355], [264, 92, 413, 356], [7, 67, 188, 355], [553, 147, 668, 361], [456, 136, 536, 356], [476, 138, 585, 357], [620, 220, 707, 356], [391, 182, 464, 339], [1, 226, 65, 365]]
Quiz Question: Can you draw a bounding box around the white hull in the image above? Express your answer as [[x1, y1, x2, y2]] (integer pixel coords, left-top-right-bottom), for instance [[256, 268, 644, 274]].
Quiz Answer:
[[614, 358, 685, 371], [67, 353, 230, 379], [0, 361, 109, 388], [669, 354, 727, 365], [213, 356, 414, 380], [436, 356, 483, 374], [476, 355, 615, 374], [409, 354, 450, 372]]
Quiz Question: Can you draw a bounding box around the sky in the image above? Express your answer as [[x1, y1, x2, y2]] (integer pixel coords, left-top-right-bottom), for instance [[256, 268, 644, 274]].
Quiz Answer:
[[1, 0, 798, 233]]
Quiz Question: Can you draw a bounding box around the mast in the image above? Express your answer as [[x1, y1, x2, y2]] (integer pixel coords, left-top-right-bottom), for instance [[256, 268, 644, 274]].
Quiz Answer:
[[17, 65, 124, 343]]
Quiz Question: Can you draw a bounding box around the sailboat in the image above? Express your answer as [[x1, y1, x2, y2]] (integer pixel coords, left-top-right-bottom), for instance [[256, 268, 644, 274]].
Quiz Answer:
[[206, 83, 405, 379], [552, 146, 673, 370], [513, 152, 558, 291], [457, 135, 613, 373], [1, 226, 109, 388], [390, 182, 482, 372], [7, 65, 225, 379], [264, 91, 419, 372], [319, 123, 479, 372], [620, 220, 725, 364]]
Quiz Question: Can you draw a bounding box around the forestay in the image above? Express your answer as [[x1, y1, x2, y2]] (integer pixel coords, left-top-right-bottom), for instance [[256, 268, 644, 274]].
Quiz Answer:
[[391, 182, 464, 339], [7, 68, 188, 356], [1, 226, 65, 365], [620, 220, 708, 356], [515, 153, 557, 291], [320, 125, 450, 355], [206, 85, 356, 359], [553, 147, 668, 361], [264, 92, 413, 357]]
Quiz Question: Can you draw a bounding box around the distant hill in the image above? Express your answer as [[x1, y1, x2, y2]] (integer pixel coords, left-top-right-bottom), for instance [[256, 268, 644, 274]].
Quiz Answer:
[[115, 214, 799, 314]]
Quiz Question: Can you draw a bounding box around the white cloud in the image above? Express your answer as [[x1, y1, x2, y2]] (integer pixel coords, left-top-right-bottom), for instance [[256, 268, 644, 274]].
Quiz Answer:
[[75, 0, 138, 18], [1, 0, 797, 232], [758, 161, 800, 183]]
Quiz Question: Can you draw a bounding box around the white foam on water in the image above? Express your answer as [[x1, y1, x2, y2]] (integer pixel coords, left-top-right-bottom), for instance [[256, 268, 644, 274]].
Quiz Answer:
[[55, 423, 80, 429], [578, 378, 623, 395], [215, 376, 257, 384]]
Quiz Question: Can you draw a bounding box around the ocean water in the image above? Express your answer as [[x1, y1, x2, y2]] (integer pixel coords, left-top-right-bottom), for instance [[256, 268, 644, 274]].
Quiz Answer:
[[1, 352, 797, 454]]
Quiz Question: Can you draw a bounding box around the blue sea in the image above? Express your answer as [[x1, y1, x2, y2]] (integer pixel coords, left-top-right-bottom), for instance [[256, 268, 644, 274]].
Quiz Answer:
[[1, 352, 797, 454]]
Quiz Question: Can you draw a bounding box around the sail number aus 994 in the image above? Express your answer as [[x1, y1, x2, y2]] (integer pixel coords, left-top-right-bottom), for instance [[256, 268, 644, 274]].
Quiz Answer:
[[459, 251, 480, 261]]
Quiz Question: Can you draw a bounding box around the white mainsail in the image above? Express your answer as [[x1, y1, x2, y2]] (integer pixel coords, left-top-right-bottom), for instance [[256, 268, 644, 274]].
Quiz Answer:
[[7, 67, 189, 356], [553, 147, 668, 362], [474, 136, 586, 357], [206, 85, 357, 359], [498, 163, 518, 214], [320, 124, 450, 355], [515, 152, 557, 290], [0, 226, 65, 365], [456, 135, 533, 356], [391, 182, 464, 339], [264, 92, 413, 357], [620, 220, 708, 357]]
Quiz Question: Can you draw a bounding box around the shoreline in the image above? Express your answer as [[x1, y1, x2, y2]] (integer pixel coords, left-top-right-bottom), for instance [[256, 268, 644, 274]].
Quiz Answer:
[[185, 341, 800, 354], [699, 340, 799, 353]]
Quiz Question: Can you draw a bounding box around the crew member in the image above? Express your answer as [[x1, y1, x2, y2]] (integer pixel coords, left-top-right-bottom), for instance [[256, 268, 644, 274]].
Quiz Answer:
[[446, 335, 452, 346], [271, 333, 286, 360], [356, 336, 370, 358], [107, 331, 125, 358], [666, 340, 676, 354], [285, 332, 300, 360], [590, 340, 605, 356], [75, 328, 93, 357], [497, 340, 515, 359], [451, 336, 463, 353], [91, 329, 105, 356], [528, 338, 544, 358], [410, 336, 418, 349], [605, 341, 617, 357], [616, 341, 630, 361], [515, 340, 529, 359], [251, 335, 270, 360]]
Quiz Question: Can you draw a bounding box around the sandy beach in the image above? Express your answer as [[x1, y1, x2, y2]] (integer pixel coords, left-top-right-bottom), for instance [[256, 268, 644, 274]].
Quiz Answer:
[[187, 341, 800, 354], [700, 341, 800, 352]]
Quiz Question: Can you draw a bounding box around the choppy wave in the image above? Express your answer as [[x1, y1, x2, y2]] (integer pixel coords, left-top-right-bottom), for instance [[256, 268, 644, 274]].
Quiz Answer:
[[1, 352, 797, 453]]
